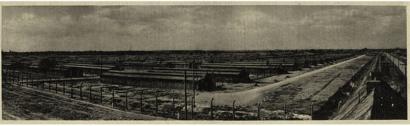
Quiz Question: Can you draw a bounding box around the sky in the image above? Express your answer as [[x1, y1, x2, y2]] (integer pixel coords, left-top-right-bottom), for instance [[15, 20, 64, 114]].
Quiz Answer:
[[2, 5, 407, 52]]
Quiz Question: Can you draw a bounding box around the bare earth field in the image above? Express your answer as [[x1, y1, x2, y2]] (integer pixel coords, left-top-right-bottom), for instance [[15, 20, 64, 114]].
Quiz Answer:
[[195, 55, 371, 111], [261, 56, 372, 115], [2, 85, 164, 120]]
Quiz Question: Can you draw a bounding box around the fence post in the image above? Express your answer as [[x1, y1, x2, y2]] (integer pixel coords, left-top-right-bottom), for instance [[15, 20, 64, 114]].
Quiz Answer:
[[55, 82, 58, 93], [17, 71, 20, 85], [25, 72, 28, 87], [48, 81, 52, 91], [30, 73, 33, 87], [140, 90, 144, 112], [284, 103, 287, 120], [89, 86, 93, 102], [191, 96, 195, 119], [257, 103, 261, 120], [210, 98, 214, 120], [232, 100, 236, 120], [125, 90, 128, 110], [80, 83, 83, 100], [338, 100, 342, 111], [358, 90, 361, 104], [100, 87, 103, 104], [62, 80, 66, 95], [310, 102, 314, 120], [42, 80, 45, 89], [70, 84, 74, 98], [184, 70, 188, 120], [112, 88, 115, 108], [155, 90, 159, 114], [172, 96, 175, 117]]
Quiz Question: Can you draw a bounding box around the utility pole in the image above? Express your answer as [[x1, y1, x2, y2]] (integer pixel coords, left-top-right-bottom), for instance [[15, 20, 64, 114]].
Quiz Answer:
[[191, 62, 196, 120]]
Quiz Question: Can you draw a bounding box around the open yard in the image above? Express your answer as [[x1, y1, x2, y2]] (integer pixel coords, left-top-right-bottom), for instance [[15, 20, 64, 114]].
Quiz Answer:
[[2, 84, 164, 120]]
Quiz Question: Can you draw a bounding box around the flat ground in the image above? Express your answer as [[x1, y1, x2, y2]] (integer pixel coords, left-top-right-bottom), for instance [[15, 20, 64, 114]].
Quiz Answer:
[[2, 84, 164, 120], [260, 56, 371, 114], [195, 55, 371, 112]]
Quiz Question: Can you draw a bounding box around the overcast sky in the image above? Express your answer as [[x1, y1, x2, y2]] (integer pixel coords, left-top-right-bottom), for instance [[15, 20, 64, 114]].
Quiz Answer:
[[2, 6, 406, 52]]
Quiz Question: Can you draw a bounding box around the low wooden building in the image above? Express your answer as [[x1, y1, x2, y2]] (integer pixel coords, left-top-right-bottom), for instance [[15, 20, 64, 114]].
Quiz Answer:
[[101, 70, 217, 91]]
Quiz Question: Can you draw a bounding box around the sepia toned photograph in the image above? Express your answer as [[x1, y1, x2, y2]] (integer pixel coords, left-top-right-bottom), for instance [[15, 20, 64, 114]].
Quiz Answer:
[[1, 3, 407, 121]]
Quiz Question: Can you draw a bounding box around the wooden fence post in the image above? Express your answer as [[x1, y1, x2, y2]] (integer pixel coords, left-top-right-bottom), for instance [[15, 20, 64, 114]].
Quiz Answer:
[[172, 96, 175, 117], [210, 98, 214, 120], [30, 73, 33, 87], [42, 80, 45, 89], [232, 100, 236, 120], [55, 82, 58, 93], [89, 86, 93, 102], [48, 81, 52, 91], [257, 103, 261, 120], [79, 83, 83, 100], [100, 87, 103, 104], [184, 70, 188, 120], [140, 90, 144, 112], [62, 80, 66, 95], [155, 90, 159, 114], [70, 84, 74, 98], [191, 96, 195, 119], [284, 103, 287, 120], [310, 102, 314, 120], [125, 90, 128, 110], [111, 88, 115, 108]]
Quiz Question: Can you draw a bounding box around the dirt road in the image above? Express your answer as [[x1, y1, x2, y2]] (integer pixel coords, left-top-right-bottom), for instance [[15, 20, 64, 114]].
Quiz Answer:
[[195, 55, 367, 106]]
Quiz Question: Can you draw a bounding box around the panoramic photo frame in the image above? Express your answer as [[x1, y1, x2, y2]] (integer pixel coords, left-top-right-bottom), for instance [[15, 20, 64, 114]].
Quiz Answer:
[[0, 1, 408, 124]]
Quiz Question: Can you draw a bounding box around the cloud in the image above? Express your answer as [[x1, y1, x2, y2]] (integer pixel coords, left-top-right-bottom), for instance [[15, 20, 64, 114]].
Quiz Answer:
[[2, 6, 406, 52]]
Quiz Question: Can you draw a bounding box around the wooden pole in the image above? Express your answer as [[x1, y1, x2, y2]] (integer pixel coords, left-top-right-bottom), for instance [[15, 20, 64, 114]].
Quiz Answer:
[[30, 73, 33, 87], [62, 80, 66, 95], [155, 90, 159, 114], [284, 103, 287, 120], [112, 88, 115, 108], [257, 103, 261, 120], [232, 100, 236, 120], [358, 91, 361, 104], [125, 90, 128, 110], [70, 84, 74, 98], [310, 102, 314, 120], [55, 82, 58, 93], [140, 90, 144, 112], [184, 70, 188, 120], [100, 87, 103, 104], [191, 96, 195, 119], [172, 96, 175, 117], [89, 86, 93, 102], [210, 98, 214, 120], [192, 64, 196, 120], [48, 81, 52, 91], [42, 80, 45, 89], [25, 72, 29, 87], [80, 83, 83, 99]]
